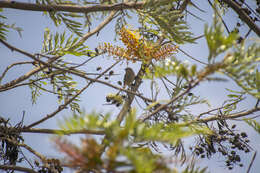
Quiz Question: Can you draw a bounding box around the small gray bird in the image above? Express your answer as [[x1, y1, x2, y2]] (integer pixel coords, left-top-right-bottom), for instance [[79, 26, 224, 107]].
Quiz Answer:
[[123, 67, 135, 88]]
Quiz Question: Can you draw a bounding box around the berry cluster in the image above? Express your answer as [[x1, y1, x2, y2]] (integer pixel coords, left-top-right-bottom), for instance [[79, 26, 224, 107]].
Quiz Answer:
[[36, 158, 63, 173], [190, 123, 251, 170]]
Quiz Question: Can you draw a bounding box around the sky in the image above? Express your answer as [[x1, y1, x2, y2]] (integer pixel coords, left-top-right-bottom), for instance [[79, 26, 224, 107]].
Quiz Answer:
[[0, 1, 259, 173]]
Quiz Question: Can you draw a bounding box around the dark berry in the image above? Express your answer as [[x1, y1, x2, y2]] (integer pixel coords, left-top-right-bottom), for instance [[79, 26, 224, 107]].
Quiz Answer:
[[188, 93, 193, 96], [241, 132, 247, 138], [109, 70, 114, 76], [117, 81, 122, 85]]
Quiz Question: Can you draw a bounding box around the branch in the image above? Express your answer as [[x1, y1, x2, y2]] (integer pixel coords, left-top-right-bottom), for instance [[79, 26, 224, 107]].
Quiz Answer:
[[221, 0, 260, 37], [189, 107, 260, 125], [0, 8, 117, 91], [0, 38, 61, 92], [0, 76, 52, 92], [25, 61, 120, 128], [1, 8, 121, 127], [24, 83, 85, 128], [0, 1, 144, 13], [66, 70, 152, 102], [73, 10, 118, 48], [0, 165, 38, 173], [176, 44, 208, 65], [28, 59, 153, 102], [140, 79, 200, 122], [247, 151, 257, 173], [116, 62, 149, 123], [2, 137, 46, 162], [208, 0, 230, 33], [0, 61, 32, 84], [20, 128, 105, 135]]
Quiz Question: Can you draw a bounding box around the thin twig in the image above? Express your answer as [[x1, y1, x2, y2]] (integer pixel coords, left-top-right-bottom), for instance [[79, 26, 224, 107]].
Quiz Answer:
[[74, 10, 118, 47], [0, 76, 52, 92], [0, 61, 33, 84], [247, 151, 257, 173], [32, 82, 61, 95], [0, 38, 61, 92], [24, 84, 87, 128], [208, 0, 230, 33], [174, 44, 208, 65], [19, 149, 34, 169], [141, 79, 200, 122]]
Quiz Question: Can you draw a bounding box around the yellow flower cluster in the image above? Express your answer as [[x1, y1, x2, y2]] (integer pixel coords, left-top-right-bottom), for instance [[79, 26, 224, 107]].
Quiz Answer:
[[119, 27, 142, 60], [99, 27, 178, 63]]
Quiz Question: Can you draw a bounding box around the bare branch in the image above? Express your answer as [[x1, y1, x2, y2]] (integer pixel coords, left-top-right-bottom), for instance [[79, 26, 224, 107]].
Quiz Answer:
[[0, 76, 51, 92], [0, 1, 144, 14], [247, 151, 257, 173], [221, 0, 260, 37], [189, 107, 260, 125], [20, 128, 105, 135], [0, 165, 38, 173], [0, 61, 32, 84], [0, 38, 61, 92]]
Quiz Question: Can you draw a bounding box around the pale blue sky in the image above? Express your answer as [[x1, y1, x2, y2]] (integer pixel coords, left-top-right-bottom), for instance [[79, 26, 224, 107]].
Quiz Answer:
[[0, 1, 259, 173]]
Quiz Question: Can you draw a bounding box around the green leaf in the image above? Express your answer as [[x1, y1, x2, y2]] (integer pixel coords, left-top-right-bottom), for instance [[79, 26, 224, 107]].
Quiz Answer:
[[204, 9, 238, 61], [191, 64, 197, 76], [256, 69, 260, 91], [244, 118, 260, 134]]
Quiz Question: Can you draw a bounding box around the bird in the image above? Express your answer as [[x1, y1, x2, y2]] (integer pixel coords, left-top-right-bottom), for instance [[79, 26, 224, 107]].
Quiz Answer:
[[123, 67, 135, 89]]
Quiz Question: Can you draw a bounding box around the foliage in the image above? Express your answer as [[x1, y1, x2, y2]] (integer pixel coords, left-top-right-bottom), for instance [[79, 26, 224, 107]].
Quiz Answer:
[[56, 110, 211, 172], [28, 28, 93, 111], [0, 9, 23, 40], [224, 42, 260, 99], [142, 0, 195, 44], [244, 118, 260, 134], [0, 118, 23, 166], [204, 12, 238, 62], [36, 0, 84, 36], [41, 28, 91, 56]]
